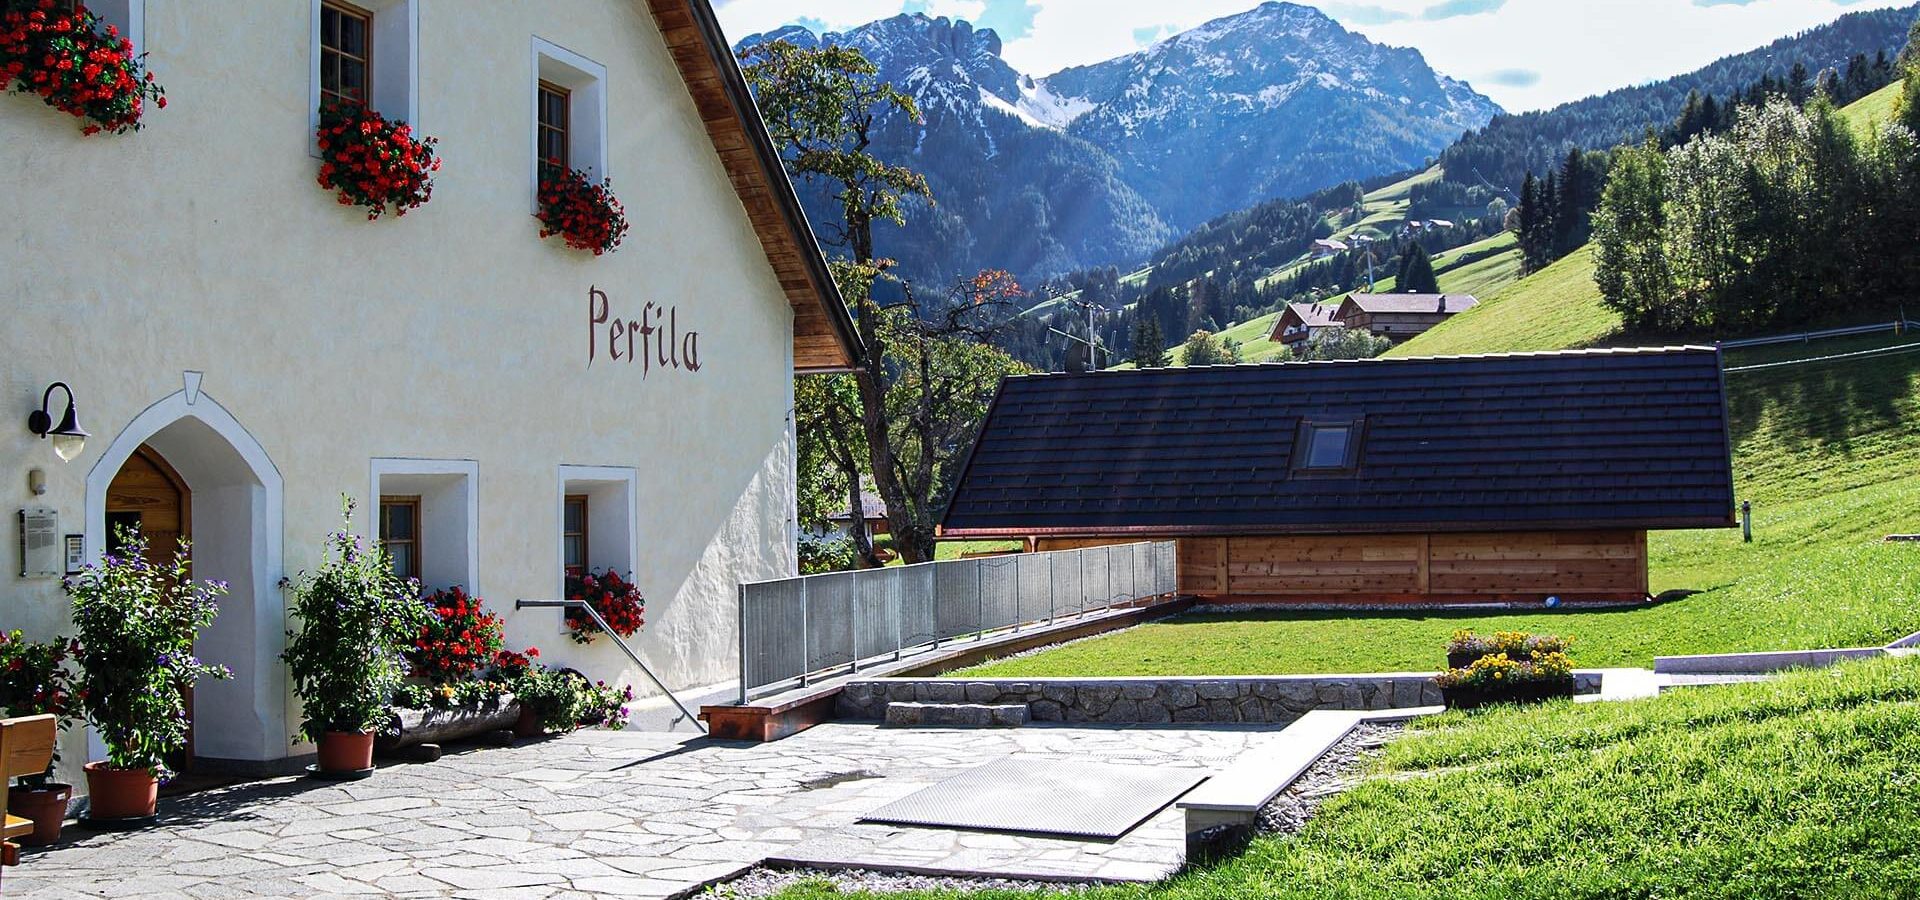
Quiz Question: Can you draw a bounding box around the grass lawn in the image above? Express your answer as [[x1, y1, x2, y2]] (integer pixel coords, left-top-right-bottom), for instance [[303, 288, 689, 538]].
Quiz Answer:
[[957, 331, 1920, 677], [769, 656, 1920, 900], [1841, 81, 1902, 137], [1385, 244, 1620, 358]]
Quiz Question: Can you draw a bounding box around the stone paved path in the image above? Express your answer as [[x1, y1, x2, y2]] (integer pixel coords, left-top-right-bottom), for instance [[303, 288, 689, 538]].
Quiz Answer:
[[9, 723, 1279, 899]]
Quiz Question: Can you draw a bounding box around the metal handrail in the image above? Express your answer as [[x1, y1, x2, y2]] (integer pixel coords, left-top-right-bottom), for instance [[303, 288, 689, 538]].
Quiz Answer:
[[516, 598, 708, 734]]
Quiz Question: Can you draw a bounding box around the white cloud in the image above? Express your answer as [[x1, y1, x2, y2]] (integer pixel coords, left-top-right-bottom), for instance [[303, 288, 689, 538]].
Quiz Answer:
[[1350, 0, 1914, 111], [714, 0, 1917, 111]]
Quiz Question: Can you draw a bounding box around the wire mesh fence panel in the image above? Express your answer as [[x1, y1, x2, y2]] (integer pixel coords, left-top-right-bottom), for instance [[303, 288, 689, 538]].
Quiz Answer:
[[1016, 553, 1054, 623], [979, 555, 1021, 632], [1111, 544, 1137, 604], [1131, 543, 1152, 598], [901, 563, 939, 648], [739, 541, 1176, 698], [935, 558, 983, 641], [740, 579, 806, 696], [804, 571, 857, 675], [854, 568, 905, 662], [1155, 542, 1178, 593], [1083, 545, 1112, 609], [1049, 551, 1083, 617]]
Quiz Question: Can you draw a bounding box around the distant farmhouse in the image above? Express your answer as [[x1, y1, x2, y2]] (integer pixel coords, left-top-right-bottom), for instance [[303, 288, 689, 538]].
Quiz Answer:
[[1266, 293, 1477, 346], [941, 348, 1736, 607], [1310, 238, 1349, 258], [1270, 302, 1343, 349], [1336, 293, 1478, 340]]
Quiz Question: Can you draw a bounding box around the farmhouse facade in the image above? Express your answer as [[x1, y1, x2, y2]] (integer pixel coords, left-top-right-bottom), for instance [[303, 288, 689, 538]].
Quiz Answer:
[[1269, 302, 1343, 349], [3, 0, 857, 782], [941, 348, 1736, 606], [1335, 293, 1478, 339]]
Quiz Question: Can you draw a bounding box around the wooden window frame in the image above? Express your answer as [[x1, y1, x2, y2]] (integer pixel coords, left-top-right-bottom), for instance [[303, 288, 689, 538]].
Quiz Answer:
[[1291, 418, 1366, 476], [379, 494, 421, 580], [319, 0, 373, 110], [562, 493, 590, 577], [536, 80, 571, 170]]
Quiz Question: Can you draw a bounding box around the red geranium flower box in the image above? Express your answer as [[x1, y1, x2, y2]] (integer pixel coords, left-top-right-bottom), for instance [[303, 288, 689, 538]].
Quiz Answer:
[[0, 0, 166, 134], [537, 162, 629, 255], [316, 101, 441, 220], [564, 570, 645, 645]]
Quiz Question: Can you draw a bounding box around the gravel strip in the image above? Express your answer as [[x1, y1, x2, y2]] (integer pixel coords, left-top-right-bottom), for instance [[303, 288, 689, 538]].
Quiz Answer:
[[706, 866, 1078, 898], [1256, 723, 1398, 835]]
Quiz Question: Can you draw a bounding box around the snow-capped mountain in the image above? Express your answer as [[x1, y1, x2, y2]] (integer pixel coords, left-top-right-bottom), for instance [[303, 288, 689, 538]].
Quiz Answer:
[[736, 2, 1500, 288], [1047, 2, 1502, 229]]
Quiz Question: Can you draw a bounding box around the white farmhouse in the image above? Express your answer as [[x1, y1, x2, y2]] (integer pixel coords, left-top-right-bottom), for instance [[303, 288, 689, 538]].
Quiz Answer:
[[2, 0, 860, 783]]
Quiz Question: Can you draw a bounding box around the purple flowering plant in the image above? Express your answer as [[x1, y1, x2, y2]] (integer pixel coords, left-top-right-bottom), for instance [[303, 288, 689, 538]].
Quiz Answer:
[[281, 497, 432, 742], [66, 524, 230, 777]]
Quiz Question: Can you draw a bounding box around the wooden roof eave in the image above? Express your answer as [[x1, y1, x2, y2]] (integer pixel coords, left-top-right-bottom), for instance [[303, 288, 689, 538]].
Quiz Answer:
[[641, 0, 865, 374]]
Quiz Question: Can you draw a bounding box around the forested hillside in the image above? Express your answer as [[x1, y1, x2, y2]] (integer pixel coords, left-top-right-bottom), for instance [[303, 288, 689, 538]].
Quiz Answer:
[[1438, 5, 1916, 194]]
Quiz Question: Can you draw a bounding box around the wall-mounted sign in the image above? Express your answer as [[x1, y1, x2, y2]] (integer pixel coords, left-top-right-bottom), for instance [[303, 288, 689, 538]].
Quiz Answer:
[[65, 534, 85, 575], [588, 286, 701, 376], [18, 507, 59, 579]]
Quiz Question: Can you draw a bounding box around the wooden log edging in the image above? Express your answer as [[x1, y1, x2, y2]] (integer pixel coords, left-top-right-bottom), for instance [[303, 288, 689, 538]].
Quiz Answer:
[[378, 696, 521, 753]]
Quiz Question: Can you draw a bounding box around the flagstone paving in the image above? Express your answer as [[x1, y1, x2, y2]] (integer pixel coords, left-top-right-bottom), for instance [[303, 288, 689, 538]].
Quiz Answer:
[[9, 723, 1280, 899]]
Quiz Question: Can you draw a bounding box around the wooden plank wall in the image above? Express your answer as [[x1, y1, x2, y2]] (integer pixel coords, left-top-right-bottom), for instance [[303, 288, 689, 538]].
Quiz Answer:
[[1040, 531, 1648, 603]]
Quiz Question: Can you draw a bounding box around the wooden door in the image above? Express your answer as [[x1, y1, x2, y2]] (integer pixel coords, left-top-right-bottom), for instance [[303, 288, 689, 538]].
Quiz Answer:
[[105, 446, 194, 768], [106, 447, 189, 571]]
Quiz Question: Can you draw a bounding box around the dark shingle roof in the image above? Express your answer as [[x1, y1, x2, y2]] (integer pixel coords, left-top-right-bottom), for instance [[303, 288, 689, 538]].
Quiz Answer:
[[941, 347, 1735, 537]]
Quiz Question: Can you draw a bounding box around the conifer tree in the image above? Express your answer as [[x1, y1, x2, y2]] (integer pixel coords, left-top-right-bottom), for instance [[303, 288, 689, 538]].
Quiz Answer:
[[1130, 317, 1169, 369], [1400, 243, 1440, 294]]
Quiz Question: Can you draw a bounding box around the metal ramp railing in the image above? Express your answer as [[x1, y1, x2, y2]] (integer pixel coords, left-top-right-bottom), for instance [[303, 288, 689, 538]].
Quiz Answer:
[[516, 598, 708, 734]]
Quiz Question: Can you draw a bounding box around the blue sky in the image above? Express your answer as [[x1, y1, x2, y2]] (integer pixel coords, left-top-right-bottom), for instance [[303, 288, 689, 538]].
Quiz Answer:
[[713, 0, 1915, 112]]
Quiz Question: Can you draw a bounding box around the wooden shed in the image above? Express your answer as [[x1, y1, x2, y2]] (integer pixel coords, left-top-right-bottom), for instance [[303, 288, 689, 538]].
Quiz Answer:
[[940, 348, 1736, 607]]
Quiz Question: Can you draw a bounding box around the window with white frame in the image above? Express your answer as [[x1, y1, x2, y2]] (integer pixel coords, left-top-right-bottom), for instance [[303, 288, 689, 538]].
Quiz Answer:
[[310, 0, 417, 152], [371, 459, 476, 593], [76, 0, 141, 55], [531, 38, 607, 201], [557, 466, 634, 584]]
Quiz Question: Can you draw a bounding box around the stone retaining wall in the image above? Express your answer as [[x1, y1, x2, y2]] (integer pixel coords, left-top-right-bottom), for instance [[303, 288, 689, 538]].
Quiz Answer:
[[837, 673, 1604, 725]]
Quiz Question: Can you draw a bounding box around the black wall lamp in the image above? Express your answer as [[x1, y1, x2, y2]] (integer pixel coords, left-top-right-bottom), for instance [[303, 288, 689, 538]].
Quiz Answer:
[[27, 382, 89, 462]]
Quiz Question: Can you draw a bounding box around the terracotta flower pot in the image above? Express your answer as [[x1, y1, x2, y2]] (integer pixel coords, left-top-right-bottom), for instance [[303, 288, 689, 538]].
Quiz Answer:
[[316, 731, 375, 773], [82, 762, 157, 820], [513, 705, 543, 738], [6, 783, 72, 845]]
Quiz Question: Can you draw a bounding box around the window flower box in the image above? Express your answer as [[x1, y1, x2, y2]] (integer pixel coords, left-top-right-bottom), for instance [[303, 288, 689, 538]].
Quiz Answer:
[[537, 162, 628, 255], [0, 0, 165, 134], [315, 101, 441, 220]]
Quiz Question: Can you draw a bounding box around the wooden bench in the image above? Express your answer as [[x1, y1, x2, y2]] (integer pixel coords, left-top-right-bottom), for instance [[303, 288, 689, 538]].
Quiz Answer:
[[2, 715, 58, 871]]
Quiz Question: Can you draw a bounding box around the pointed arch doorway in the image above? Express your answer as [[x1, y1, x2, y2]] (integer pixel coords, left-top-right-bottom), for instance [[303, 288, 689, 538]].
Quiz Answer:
[[86, 388, 287, 768]]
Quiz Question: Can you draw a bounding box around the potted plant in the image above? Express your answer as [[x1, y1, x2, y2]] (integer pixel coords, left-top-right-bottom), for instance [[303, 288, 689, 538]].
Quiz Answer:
[[281, 500, 429, 777], [1434, 649, 1576, 709], [563, 569, 645, 645], [535, 162, 629, 255], [0, 629, 78, 844], [66, 527, 229, 823], [1446, 630, 1571, 669], [314, 101, 441, 220], [0, 0, 166, 134], [509, 666, 589, 737]]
